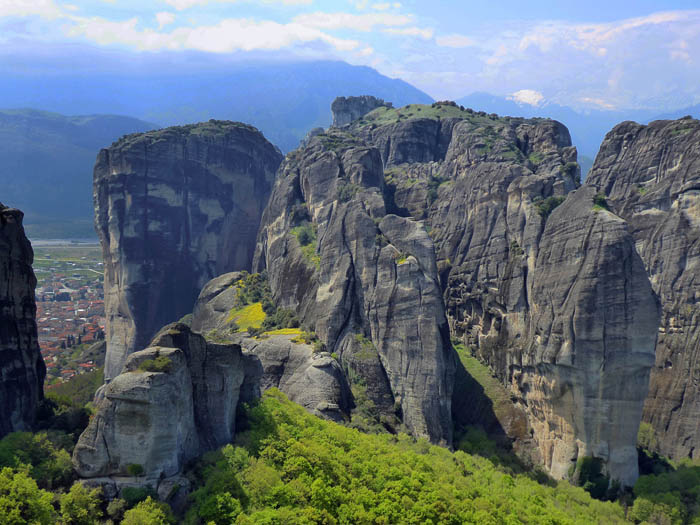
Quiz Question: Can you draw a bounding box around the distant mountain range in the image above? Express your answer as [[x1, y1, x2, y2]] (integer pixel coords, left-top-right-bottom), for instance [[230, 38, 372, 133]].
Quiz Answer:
[[0, 109, 155, 238], [1, 59, 432, 154], [2, 59, 432, 238], [4, 51, 698, 239]]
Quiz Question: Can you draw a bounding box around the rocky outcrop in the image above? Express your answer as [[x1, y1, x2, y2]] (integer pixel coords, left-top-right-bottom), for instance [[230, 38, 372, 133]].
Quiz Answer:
[[586, 117, 700, 460], [254, 130, 455, 445], [331, 96, 392, 127], [239, 335, 351, 422], [0, 203, 45, 438], [327, 102, 659, 484], [95, 121, 282, 382], [190, 271, 353, 422], [73, 323, 244, 488]]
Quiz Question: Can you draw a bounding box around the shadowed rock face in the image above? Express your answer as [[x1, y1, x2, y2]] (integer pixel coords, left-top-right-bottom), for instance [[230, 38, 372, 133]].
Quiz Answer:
[[254, 132, 455, 445], [0, 204, 45, 438], [324, 101, 659, 484], [586, 117, 700, 461], [95, 121, 282, 381]]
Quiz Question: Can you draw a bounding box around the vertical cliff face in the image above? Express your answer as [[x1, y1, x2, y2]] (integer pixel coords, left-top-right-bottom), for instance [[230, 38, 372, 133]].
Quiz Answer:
[[0, 203, 45, 438], [254, 132, 455, 444], [520, 186, 659, 485], [328, 101, 659, 484], [95, 121, 282, 381], [586, 117, 700, 460]]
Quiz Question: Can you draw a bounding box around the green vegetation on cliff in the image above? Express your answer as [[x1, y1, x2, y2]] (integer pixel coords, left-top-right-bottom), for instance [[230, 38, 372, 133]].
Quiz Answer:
[[184, 389, 626, 524]]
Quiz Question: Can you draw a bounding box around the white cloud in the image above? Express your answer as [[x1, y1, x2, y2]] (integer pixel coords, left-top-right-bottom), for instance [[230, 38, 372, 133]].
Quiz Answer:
[[293, 11, 411, 31], [65, 15, 360, 53], [164, 0, 312, 10], [578, 97, 616, 110], [156, 11, 175, 29], [507, 89, 545, 107], [384, 26, 432, 39], [0, 0, 63, 18], [371, 2, 400, 10], [435, 34, 475, 48]]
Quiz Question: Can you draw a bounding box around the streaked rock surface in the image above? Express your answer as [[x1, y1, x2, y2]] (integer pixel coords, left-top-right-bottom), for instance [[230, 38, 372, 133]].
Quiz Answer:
[[0, 203, 45, 438], [94, 121, 282, 381], [586, 117, 700, 460]]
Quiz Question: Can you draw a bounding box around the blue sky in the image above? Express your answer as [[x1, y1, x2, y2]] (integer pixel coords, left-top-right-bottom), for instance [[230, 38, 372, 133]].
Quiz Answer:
[[2, 0, 700, 110]]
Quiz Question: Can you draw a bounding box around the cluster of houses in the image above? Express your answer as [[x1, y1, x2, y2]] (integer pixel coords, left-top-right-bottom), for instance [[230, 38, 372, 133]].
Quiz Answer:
[[36, 278, 105, 383]]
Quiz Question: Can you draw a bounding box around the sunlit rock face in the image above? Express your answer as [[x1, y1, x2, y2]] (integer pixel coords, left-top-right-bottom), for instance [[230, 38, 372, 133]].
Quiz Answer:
[[320, 100, 659, 484], [254, 132, 455, 445], [0, 203, 45, 438], [94, 121, 282, 381], [517, 186, 659, 485], [587, 117, 700, 461]]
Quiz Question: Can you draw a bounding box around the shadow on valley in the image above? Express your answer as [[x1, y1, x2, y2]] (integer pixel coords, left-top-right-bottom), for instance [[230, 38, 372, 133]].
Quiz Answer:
[[450, 344, 554, 486]]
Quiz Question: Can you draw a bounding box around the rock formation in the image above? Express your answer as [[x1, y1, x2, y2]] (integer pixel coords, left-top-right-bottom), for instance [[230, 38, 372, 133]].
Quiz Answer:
[[0, 203, 45, 438], [586, 117, 700, 460], [78, 99, 664, 490], [517, 186, 658, 484], [73, 323, 244, 494], [190, 271, 352, 422], [253, 129, 455, 445], [331, 96, 392, 127], [313, 100, 660, 484], [95, 121, 282, 382]]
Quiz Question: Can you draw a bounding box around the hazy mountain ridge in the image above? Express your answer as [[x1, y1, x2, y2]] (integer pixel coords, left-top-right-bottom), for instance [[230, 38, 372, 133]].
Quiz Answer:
[[0, 109, 156, 237]]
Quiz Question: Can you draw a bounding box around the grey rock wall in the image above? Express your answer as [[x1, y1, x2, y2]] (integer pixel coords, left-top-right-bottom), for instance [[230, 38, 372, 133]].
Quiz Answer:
[[94, 121, 282, 381], [0, 204, 45, 438], [73, 323, 244, 486], [586, 117, 700, 460], [254, 131, 455, 445], [331, 96, 392, 127]]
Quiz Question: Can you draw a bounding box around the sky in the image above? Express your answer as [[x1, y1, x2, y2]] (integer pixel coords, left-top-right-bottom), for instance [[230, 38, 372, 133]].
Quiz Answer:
[[2, 0, 700, 111]]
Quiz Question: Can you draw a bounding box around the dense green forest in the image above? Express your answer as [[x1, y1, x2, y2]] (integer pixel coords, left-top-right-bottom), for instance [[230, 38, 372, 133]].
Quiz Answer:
[[2, 377, 700, 523]]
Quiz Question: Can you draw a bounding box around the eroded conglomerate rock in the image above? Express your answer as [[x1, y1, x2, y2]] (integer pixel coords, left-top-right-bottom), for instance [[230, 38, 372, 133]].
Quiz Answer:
[[0, 203, 45, 438], [586, 117, 700, 461], [73, 323, 244, 488], [95, 121, 282, 382], [253, 131, 455, 444], [239, 335, 352, 422], [317, 101, 659, 484]]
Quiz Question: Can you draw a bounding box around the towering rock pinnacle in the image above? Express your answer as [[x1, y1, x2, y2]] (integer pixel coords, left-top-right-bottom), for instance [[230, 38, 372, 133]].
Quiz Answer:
[[254, 130, 455, 444], [0, 203, 45, 438], [521, 186, 659, 484], [95, 121, 282, 381], [586, 117, 700, 460]]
